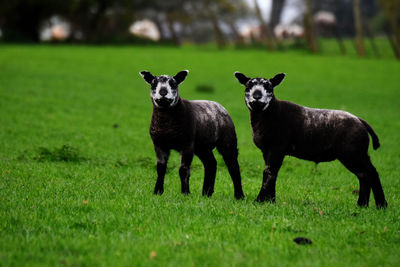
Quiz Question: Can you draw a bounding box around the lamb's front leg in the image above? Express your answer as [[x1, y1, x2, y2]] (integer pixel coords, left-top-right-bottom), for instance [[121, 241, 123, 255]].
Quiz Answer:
[[179, 147, 194, 195], [256, 151, 284, 203], [154, 146, 170, 195]]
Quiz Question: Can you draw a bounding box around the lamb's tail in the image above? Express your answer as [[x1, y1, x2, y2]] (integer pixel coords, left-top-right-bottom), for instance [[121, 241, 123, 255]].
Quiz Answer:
[[359, 118, 380, 150]]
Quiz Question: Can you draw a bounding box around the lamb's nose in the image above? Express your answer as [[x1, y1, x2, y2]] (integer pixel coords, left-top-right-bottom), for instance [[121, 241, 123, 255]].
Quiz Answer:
[[253, 90, 262, 100], [159, 88, 168, 96]]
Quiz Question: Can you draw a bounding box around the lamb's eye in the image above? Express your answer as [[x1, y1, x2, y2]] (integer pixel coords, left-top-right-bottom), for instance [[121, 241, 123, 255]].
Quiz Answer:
[[168, 80, 176, 88]]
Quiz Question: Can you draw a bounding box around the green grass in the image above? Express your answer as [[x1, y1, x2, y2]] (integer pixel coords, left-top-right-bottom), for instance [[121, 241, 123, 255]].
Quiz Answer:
[[1, 44, 400, 266]]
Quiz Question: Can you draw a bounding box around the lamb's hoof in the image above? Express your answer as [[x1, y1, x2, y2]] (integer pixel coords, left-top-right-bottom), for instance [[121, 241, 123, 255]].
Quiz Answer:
[[202, 190, 214, 198], [376, 201, 388, 209], [154, 188, 164, 195], [234, 192, 245, 200], [255, 195, 275, 203], [357, 201, 369, 208]]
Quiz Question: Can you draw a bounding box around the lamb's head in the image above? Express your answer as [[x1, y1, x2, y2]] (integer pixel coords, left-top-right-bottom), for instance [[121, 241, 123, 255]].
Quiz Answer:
[[140, 70, 189, 108], [234, 72, 285, 112]]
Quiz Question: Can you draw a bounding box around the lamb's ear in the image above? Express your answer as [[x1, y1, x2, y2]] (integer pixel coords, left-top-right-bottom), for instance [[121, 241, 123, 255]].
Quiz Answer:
[[174, 70, 189, 85], [270, 73, 285, 87], [234, 71, 250, 85], [139, 71, 155, 84]]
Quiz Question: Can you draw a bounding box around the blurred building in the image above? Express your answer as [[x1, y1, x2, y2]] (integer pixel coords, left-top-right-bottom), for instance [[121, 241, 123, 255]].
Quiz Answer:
[[129, 19, 161, 41], [40, 16, 70, 41]]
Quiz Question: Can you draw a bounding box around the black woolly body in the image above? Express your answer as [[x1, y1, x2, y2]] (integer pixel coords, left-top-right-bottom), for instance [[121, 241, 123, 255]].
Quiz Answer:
[[150, 99, 237, 153], [250, 99, 376, 163]]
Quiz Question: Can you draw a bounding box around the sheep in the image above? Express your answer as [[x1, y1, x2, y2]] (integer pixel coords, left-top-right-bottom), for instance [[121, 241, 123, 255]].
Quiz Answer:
[[139, 70, 244, 199], [234, 71, 387, 208]]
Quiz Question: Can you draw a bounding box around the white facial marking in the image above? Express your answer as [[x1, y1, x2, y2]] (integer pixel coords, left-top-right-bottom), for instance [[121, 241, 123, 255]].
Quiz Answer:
[[245, 84, 273, 111], [150, 76, 179, 107], [153, 82, 173, 100]]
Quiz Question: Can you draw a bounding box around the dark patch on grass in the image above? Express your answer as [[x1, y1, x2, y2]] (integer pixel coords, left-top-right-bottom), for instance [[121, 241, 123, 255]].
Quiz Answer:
[[195, 84, 215, 93], [113, 123, 119, 128], [115, 158, 131, 167], [284, 166, 294, 173], [352, 190, 360, 195], [34, 145, 86, 162], [293, 237, 312, 245], [16, 152, 28, 161], [136, 156, 154, 168], [301, 199, 316, 206], [71, 221, 97, 233]]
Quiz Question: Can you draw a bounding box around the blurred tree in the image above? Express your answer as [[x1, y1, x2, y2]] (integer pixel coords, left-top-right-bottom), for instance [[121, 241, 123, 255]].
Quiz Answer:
[[225, 16, 245, 46], [216, 0, 249, 46], [270, 0, 285, 30], [379, 0, 400, 59], [353, 0, 366, 57], [363, 19, 381, 58], [185, 0, 246, 48], [0, 0, 139, 43], [254, 0, 274, 50], [321, 0, 379, 57], [330, 0, 354, 37], [164, 1, 189, 46], [204, 0, 227, 48], [66, 0, 137, 43], [183, 0, 249, 46], [303, 0, 319, 52]]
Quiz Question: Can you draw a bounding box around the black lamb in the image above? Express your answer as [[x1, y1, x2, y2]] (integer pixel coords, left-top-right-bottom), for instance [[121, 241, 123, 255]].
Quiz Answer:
[[140, 70, 244, 199], [234, 71, 387, 208]]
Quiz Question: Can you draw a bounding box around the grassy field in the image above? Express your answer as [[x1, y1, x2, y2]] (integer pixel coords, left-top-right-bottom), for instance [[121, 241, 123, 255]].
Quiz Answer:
[[1, 44, 400, 266]]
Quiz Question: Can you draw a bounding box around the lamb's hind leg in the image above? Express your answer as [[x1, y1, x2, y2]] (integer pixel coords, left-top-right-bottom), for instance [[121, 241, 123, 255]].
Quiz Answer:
[[338, 155, 386, 207], [217, 143, 244, 200], [197, 150, 217, 197], [365, 158, 387, 208]]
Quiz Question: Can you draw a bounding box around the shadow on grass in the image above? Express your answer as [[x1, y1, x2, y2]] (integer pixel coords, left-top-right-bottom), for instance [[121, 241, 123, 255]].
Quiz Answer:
[[33, 145, 86, 162]]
